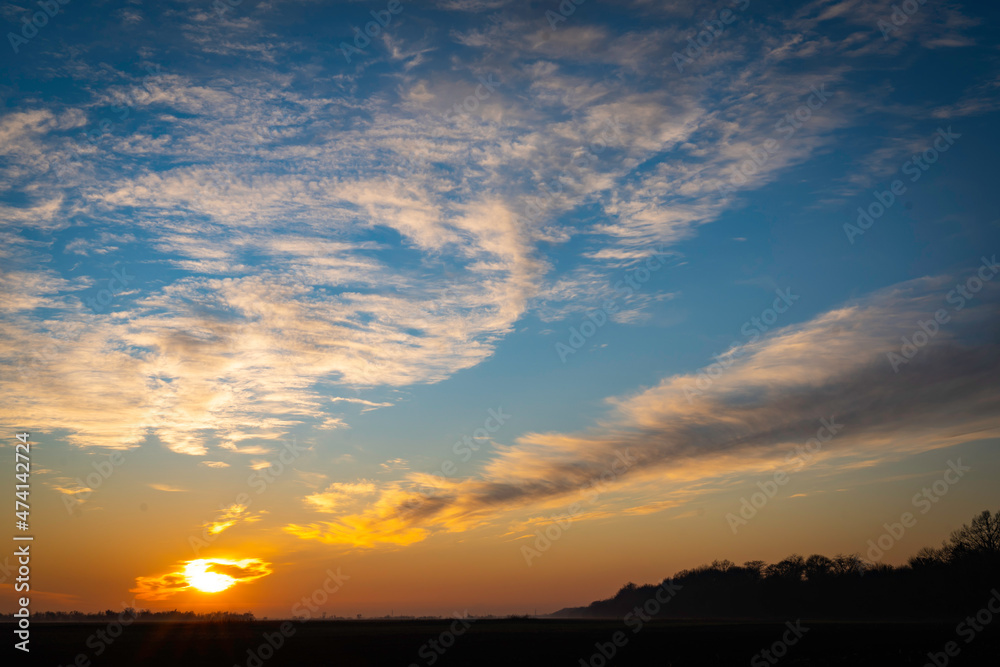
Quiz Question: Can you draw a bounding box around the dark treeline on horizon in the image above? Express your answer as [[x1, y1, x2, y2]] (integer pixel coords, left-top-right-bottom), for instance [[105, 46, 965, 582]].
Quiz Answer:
[[0, 609, 257, 622], [4, 510, 997, 624], [554, 509, 1000, 620]]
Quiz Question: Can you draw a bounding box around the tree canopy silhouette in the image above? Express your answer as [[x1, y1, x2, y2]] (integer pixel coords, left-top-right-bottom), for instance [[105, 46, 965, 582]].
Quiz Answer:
[[554, 508, 1000, 621]]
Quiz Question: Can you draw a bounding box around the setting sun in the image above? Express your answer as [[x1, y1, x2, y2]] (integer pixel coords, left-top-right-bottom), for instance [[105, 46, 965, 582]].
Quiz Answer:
[[131, 558, 273, 600], [184, 560, 237, 594]]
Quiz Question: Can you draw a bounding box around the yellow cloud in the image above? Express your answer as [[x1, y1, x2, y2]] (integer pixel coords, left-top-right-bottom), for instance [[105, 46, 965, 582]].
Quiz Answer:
[[303, 480, 378, 513], [149, 483, 188, 492], [203, 503, 262, 536]]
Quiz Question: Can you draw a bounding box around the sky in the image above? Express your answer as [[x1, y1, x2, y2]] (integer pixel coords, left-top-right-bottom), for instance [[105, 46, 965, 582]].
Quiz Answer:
[[1, 0, 1000, 618]]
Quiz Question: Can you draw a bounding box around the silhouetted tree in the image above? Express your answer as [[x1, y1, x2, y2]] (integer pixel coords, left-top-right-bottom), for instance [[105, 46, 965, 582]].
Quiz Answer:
[[908, 545, 948, 569], [804, 554, 833, 581], [742, 560, 766, 579], [711, 559, 735, 572], [764, 554, 805, 581], [948, 510, 1000, 559], [830, 553, 864, 576], [553, 509, 1000, 622]]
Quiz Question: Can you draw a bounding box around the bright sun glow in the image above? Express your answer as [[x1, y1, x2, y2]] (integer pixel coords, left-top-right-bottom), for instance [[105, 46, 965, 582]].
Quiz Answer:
[[134, 558, 272, 600], [184, 560, 237, 593]]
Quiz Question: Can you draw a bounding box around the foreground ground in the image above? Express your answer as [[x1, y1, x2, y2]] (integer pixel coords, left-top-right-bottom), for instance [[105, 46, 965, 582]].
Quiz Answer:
[[4, 619, 999, 666]]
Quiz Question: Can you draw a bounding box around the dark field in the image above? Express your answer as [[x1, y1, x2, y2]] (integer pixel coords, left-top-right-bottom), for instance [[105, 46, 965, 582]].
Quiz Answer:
[[5, 619, 1000, 666]]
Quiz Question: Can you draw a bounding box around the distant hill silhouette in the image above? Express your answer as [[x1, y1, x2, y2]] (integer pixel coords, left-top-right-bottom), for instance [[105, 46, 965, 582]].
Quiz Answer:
[[552, 509, 1000, 621]]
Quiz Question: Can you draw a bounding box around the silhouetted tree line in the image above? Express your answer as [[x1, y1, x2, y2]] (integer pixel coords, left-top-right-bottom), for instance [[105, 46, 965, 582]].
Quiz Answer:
[[555, 509, 1000, 621], [0, 609, 255, 622]]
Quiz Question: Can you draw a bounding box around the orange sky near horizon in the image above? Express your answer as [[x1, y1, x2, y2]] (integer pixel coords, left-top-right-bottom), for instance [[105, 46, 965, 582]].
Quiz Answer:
[[4, 434, 997, 618]]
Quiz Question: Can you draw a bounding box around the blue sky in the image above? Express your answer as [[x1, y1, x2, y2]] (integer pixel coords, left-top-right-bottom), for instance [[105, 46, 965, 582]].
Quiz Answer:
[[2, 0, 1000, 614]]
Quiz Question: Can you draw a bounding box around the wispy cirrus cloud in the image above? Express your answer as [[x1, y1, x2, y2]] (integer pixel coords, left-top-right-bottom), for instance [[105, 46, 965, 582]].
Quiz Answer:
[[330, 397, 395, 412]]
